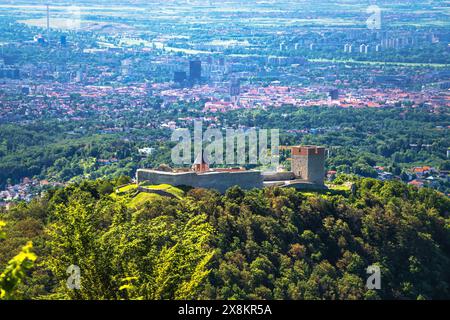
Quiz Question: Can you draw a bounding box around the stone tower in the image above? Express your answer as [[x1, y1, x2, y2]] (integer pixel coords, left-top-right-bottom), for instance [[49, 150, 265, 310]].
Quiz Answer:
[[291, 146, 326, 185]]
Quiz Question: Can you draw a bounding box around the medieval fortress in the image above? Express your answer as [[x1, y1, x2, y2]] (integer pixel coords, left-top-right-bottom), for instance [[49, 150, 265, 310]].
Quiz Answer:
[[137, 145, 326, 193]]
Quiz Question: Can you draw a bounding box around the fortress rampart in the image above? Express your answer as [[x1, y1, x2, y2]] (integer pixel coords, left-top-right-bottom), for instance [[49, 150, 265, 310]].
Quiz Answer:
[[137, 145, 326, 193], [136, 169, 263, 193]]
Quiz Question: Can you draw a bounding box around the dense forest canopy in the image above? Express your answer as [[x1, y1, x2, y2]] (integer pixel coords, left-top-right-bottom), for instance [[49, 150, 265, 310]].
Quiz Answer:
[[1, 177, 449, 300]]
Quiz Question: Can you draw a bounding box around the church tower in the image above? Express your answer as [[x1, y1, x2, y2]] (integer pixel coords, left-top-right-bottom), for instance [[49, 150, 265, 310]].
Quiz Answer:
[[192, 151, 210, 173]]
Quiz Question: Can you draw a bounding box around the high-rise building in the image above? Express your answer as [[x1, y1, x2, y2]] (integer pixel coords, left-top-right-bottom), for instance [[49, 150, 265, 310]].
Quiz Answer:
[[12, 69, 19, 79], [174, 71, 187, 83], [189, 60, 201, 82], [230, 78, 240, 105], [3, 55, 16, 66], [74, 70, 82, 83], [21, 86, 30, 95], [121, 59, 132, 76], [230, 78, 240, 96], [60, 35, 67, 46], [35, 35, 46, 45], [0, 68, 20, 79], [329, 89, 339, 100]]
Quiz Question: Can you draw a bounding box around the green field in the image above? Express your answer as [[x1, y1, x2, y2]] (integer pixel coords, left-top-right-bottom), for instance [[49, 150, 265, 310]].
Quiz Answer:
[[128, 192, 162, 208], [111, 183, 185, 208], [139, 183, 185, 199]]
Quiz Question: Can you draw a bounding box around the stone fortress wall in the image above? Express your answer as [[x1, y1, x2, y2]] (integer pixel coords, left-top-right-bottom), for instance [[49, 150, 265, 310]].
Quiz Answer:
[[137, 169, 263, 193], [261, 171, 296, 181], [137, 145, 326, 193]]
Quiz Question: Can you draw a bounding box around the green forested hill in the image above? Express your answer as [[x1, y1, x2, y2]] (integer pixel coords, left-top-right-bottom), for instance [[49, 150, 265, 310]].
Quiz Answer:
[[0, 178, 449, 300]]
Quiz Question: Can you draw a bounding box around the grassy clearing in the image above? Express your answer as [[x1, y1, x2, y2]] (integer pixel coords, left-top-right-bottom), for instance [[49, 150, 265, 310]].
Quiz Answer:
[[110, 183, 184, 208], [328, 184, 352, 191], [128, 192, 162, 208], [117, 184, 138, 193], [140, 184, 185, 199]]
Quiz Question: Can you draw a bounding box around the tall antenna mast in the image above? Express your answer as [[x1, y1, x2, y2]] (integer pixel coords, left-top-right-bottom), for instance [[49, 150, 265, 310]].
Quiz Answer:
[[46, 4, 50, 44]]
